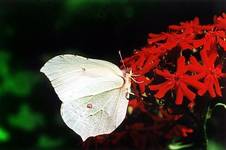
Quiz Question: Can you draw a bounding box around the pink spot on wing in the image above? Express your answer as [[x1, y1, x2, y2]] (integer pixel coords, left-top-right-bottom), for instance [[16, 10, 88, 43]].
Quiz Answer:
[[87, 103, 93, 109]]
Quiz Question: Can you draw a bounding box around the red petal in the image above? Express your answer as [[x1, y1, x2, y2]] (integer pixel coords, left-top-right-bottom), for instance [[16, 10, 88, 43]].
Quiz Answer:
[[213, 76, 222, 96], [218, 38, 226, 51], [179, 42, 193, 50], [184, 76, 205, 90], [175, 86, 184, 105], [208, 52, 218, 67], [148, 33, 168, 44], [193, 39, 205, 48], [205, 76, 216, 97], [181, 127, 193, 137], [136, 76, 153, 93], [193, 17, 200, 24], [176, 56, 186, 74], [140, 56, 159, 74], [191, 72, 207, 80], [169, 25, 182, 31], [180, 82, 196, 102], [155, 69, 172, 78], [200, 50, 209, 66], [215, 31, 225, 37], [149, 82, 166, 90], [135, 53, 146, 68], [188, 56, 203, 72], [164, 41, 178, 50], [150, 81, 174, 98]]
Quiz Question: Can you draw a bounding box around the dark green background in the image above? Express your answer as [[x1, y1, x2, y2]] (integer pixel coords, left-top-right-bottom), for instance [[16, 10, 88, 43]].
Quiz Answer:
[[0, 0, 225, 149]]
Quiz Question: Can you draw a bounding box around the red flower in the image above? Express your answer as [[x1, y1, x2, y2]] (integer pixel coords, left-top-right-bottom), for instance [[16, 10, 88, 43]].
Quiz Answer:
[[193, 31, 226, 52], [218, 36, 226, 50], [149, 56, 205, 105], [214, 13, 226, 30], [188, 51, 225, 97], [128, 99, 147, 113], [89, 14, 226, 149], [169, 17, 213, 34], [165, 125, 193, 139], [148, 17, 214, 53], [134, 76, 153, 94], [148, 32, 194, 51], [123, 48, 160, 75], [151, 107, 182, 122]]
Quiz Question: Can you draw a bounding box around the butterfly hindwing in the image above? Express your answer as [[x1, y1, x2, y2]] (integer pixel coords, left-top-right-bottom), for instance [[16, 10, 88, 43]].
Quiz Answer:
[[60, 88, 128, 141]]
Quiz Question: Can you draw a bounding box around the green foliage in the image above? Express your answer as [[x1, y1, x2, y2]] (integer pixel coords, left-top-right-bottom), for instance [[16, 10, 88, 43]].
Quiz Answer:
[[2, 71, 39, 96], [168, 142, 193, 150], [8, 104, 45, 132], [208, 140, 224, 150], [0, 51, 10, 78], [65, 0, 87, 12], [0, 127, 10, 142], [64, 0, 129, 12], [36, 134, 64, 149], [0, 50, 39, 97], [215, 103, 226, 110], [56, 0, 133, 30]]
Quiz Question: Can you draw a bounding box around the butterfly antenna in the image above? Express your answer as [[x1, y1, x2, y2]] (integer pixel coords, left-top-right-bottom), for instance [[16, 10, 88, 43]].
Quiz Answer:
[[118, 50, 126, 69]]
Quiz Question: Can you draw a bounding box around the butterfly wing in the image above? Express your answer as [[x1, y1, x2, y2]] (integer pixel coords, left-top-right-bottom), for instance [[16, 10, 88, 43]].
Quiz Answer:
[[61, 88, 128, 141], [40, 54, 124, 102], [88, 58, 123, 76]]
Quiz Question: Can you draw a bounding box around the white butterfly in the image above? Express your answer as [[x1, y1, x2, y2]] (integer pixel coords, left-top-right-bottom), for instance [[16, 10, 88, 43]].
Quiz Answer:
[[40, 54, 132, 141]]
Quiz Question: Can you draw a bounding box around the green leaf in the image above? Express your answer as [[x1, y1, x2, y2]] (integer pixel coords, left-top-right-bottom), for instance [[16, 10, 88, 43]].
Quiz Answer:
[[208, 140, 224, 150], [0, 50, 39, 97], [168, 142, 193, 150], [36, 135, 64, 149], [3, 71, 39, 97], [0, 50, 11, 78], [0, 127, 10, 142], [8, 104, 45, 132], [215, 103, 226, 110]]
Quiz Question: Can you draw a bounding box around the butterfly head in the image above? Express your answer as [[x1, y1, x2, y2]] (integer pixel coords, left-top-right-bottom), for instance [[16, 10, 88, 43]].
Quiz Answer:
[[122, 68, 133, 79]]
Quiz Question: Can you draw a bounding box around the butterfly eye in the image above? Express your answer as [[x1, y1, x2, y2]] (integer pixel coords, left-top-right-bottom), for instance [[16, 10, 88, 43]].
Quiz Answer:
[[87, 103, 93, 109]]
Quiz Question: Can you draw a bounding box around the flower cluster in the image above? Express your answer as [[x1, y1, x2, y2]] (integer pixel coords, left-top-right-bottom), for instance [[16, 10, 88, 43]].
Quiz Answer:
[[125, 13, 226, 107], [86, 13, 226, 149], [123, 13, 225, 146]]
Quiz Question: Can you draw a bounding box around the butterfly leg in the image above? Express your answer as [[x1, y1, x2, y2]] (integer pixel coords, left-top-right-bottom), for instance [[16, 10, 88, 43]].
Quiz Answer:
[[126, 88, 135, 99]]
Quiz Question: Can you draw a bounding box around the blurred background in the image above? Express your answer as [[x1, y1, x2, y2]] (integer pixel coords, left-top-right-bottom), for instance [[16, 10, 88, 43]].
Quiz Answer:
[[0, 0, 225, 149]]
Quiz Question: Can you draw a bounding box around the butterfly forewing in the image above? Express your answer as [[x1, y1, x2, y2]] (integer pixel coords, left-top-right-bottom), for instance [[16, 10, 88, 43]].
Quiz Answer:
[[40, 55, 124, 103]]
